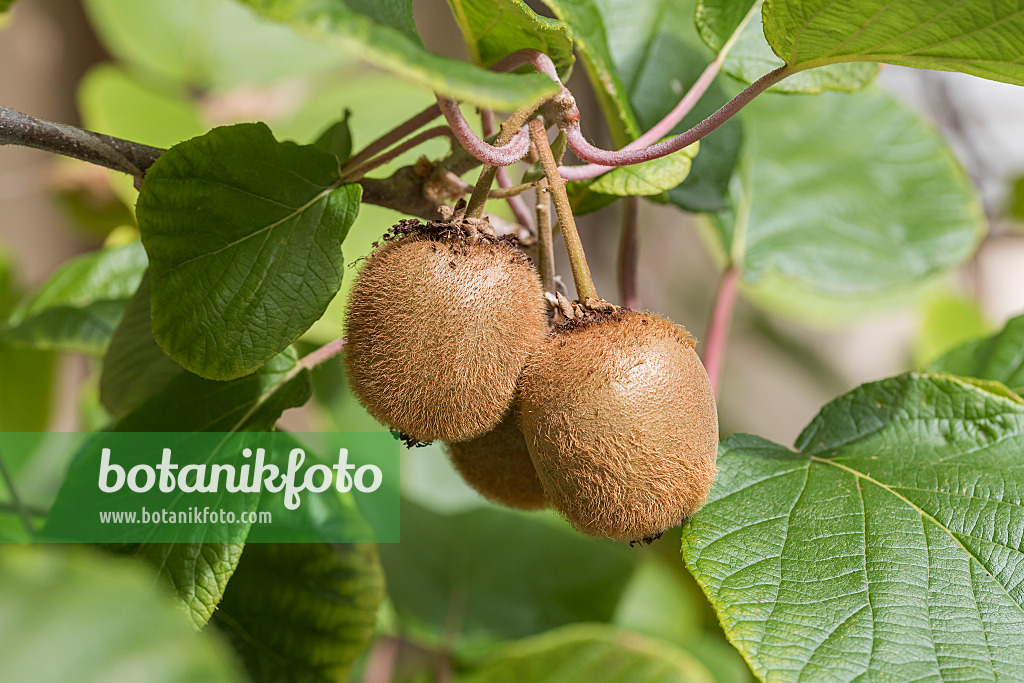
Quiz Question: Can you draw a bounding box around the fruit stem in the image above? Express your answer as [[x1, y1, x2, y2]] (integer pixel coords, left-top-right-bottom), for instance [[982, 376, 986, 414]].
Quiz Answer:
[[465, 104, 541, 219], [438, 96, 530, 167], [489, 180, 539, 199], [340, 103, 441, 176], [482, 109, 535, 230], [556, 1, 760, 181], [344, 126, 454, 181], [535, 179, 556, 293], [703, 266, 739, 398], [558, 65, 791, 176], [529, 118, 598, 302], [618, 196, 639, 310]]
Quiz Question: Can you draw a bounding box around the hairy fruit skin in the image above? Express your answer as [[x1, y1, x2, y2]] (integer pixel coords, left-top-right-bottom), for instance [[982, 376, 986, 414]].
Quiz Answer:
[[445, 408, 547, 510], [344, 229, 547, 442], [518, 310, 718, 541]]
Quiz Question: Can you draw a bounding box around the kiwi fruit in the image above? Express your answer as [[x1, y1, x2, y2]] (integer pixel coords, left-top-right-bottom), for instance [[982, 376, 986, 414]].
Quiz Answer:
[[517, 309, 718, 541], [444, 408, 547, 510], [344, 219, 547, 442]]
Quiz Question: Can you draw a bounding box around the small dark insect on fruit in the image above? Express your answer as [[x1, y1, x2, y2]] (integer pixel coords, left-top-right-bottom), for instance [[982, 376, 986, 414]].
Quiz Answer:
[[629, 532, 665, 548]]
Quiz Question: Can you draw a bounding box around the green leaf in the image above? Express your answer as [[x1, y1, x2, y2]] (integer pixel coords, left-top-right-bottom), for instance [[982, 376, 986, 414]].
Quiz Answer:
[[590, 141, 697, 196], [137, 123, 360, 380], [94, 346, 310, 626], [213, 542, 384, 682], [237, 0, 560, 109], [83, 0, 352, 89], [0, 242, 147, 355], [763, 0, 1024, 87], [714, 85, 983, 323], [139, 543, 244, 631], [928, 311, 1024, 395], [100, 272, 184, 418], [458, 624, 715, 683], [447, 0, 574, 76], [683, 373, 1024, 682], [565, 178, 619, 216], [0, 546, 244, 682], [313, 110, 354, 163], [696, 0, 877, 93], [113, 346, 311, 433], [379, 499, 636, 652]]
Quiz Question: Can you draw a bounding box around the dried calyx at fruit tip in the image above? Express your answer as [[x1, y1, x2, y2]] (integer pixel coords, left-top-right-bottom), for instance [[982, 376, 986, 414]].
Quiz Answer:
[[444, 407, 547, 510], [518, 305, 719, 542], [344, 205, 548, 443]]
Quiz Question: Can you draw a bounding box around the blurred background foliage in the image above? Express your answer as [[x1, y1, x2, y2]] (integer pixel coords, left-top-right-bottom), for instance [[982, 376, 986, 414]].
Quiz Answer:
[[2, 0, 1024, 681]]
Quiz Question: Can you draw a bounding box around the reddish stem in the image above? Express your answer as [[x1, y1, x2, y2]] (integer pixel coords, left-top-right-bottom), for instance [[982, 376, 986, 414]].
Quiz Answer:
[[491, 49, 561, 84], [437, 97, 530, 166], [361, 637, 399, 683], [299, 337, 347, 370], [562, 66, 788, 171], [559, 55, 723, 181], [345, 126, 454, 180], [702, 266, 739, 398], [481, 109, 534, 229], [340, 104, 441, 175]]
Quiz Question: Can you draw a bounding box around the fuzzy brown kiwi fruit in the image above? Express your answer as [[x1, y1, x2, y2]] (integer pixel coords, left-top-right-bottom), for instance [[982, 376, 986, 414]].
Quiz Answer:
[[517, 309, 718, 541], [344, 220, 547, 442], [444, 408, 547, 510]]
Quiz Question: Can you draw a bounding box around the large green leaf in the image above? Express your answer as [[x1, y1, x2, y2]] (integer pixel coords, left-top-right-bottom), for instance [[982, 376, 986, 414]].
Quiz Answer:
[[83, 0, 352, 89], [140, 543, 244, 631], [713, 85, 982, 322], [378, 499, 636, 652], [97, 346, 311, 628], [213, 542, 384, 682], [683, 373, 1024, 682], [237, 0, 560, 109], [928, 311, 1024, 395], [696, 0, 877, 93], [0, 242, 147, 355], [447, 0, 574, 77], [137, 123, 360, 380], [0, 546, 244, 682], [100, 272, 183, 418], [763, 0, 1024, 87], [459, 624, 716, 683], [113, 346, 310, 433]]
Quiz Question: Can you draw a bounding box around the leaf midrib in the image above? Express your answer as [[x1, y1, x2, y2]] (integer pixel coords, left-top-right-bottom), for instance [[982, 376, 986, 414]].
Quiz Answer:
[[163, 181, 341, 272]]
